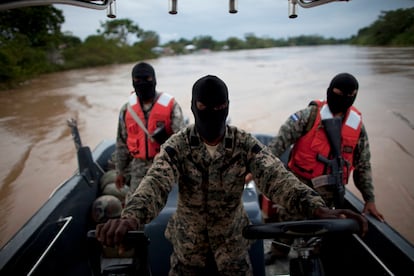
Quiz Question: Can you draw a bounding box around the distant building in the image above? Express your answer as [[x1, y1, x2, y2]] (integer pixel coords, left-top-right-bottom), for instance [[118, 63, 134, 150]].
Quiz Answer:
[[184, 44, 196, 52], [151, 46, 175, 56]]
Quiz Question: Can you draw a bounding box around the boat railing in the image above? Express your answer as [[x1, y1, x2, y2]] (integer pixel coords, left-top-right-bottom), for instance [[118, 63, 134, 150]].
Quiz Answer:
[[27, 216, 73, 276], [0, 0, 348, 19]]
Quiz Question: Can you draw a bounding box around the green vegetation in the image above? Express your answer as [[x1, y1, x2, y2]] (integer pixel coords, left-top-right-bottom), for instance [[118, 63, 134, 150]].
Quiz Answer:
[[1, 6, 413, 90], [163, 34, 347, 54], [0, 7, 158, 90], [0, 6, 65, 88], [62, 19, 159, 69], [350, 8, 414, 46]]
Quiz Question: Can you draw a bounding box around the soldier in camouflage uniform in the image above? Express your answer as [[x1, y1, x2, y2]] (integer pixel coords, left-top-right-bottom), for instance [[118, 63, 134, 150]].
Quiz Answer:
[[115, 62, 186, 197], [265, 72, 384, 264], [97, 75, 367, 275]]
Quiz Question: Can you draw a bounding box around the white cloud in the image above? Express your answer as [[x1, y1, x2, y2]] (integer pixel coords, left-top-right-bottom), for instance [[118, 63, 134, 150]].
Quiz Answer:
[[57, 0, 414, 44]]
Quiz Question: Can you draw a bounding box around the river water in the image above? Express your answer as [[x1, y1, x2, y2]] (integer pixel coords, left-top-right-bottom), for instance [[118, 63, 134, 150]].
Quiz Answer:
[[1, 45, 413, 248]]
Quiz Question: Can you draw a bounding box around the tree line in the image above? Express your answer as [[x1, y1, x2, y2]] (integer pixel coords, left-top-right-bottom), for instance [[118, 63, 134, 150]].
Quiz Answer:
[[0, 6, 413, 90]]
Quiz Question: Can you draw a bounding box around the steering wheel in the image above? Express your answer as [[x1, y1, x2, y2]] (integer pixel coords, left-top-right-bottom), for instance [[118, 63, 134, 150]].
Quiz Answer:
[[243, 219, 359, 240]]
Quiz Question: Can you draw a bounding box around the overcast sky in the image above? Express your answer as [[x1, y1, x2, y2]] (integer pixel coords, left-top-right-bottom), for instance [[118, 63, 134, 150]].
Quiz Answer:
[[57, 0, 414, 44]]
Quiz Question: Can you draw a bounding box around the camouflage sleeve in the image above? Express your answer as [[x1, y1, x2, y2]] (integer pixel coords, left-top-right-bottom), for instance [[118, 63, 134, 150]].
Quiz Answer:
[[352, 123, 375, 203], [246, 133, 326, 218], [171, 100, 186, 133], [121, 132, 182, 224], [268, 106, 314, 157], [115, 103, 132, 175]]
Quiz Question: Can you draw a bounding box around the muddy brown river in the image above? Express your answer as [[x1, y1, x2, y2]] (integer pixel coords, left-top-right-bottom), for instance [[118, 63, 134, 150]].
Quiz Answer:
[[1, 45, 413, 248]]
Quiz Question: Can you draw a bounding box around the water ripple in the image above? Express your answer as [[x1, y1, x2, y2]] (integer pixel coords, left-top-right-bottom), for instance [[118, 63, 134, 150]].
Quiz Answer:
[[392, 111, 414, 130], [390, 138, 414, 159]]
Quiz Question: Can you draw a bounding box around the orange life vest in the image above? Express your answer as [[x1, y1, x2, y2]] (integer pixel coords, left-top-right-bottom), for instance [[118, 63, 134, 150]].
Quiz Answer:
[[125, 92, 174, 159], [288, 100, 362, 184]]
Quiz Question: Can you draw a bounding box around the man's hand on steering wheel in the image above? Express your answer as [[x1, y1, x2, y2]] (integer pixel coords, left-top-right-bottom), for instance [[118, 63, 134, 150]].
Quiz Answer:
[[96, 217, 139, 254], [313, 207, 368, 237]]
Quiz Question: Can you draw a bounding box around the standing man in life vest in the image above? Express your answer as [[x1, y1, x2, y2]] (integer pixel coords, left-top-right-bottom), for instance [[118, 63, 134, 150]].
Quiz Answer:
[[264, 72, 384, 264], [115, 62, 185, 198]]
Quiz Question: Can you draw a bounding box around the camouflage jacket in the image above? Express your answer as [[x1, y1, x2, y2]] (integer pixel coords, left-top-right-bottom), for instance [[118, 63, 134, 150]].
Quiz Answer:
[[122, 124, 325, 267], [268, 104, 375, 203], [115, 92, 185, 175]]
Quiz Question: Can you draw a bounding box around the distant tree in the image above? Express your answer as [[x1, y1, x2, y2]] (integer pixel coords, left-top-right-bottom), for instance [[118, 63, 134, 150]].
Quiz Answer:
[[287, 35, 328, 46], [193, 35, 216, 50], [244, 33, 262, 49], [60, 33, 82, 48], [162, 38, 188, 54], [98, 18, 143, 46], [0, 6, 64, 48], [225, 37, 245, 50], [136, 30, 160, 49], [62, 19, 158, 69], [351, 8, 414, 46], [63, 35, 119, 68], [0, 6, 65, 87], [243, 33, 278, 49]]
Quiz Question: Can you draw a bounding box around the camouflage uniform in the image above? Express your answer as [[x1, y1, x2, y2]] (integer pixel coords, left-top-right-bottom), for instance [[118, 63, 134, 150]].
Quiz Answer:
[[115, 92, 185, 193], [122, 125, 326, 275], [268, 104, 375, 208]]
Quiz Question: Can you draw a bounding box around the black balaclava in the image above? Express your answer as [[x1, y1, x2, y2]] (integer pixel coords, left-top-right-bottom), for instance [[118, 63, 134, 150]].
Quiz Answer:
[[191, 75, 229, 143], [131, 62, 156, 101], [327, 72, 359, 114]]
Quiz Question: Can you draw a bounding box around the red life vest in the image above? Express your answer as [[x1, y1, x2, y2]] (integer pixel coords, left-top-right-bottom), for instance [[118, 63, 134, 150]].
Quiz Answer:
[[125, 92, 174, 159], [288, 100, 362, 184]]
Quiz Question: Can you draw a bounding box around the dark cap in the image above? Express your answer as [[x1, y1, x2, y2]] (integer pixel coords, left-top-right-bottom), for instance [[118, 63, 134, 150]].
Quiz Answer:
[[192, 75, 228, 107], [329, 73, 359, 95], [131, 62, 156, 84]]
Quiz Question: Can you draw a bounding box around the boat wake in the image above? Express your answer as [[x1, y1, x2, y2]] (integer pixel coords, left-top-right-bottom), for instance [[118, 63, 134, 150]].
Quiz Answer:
[[390, 137, 414, 159], [392, 111, 414, 130]]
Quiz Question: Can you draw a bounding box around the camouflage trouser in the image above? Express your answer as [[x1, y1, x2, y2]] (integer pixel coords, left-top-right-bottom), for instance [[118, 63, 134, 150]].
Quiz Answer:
[[126, 158, 153, 194], [168, 250, 253, 276]]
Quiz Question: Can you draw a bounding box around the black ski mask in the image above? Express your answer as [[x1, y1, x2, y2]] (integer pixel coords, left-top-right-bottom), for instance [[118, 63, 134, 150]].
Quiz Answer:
[[131, 62, 156, 101], [191, 75, 229, 143], [327, 73, 359, 114]]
